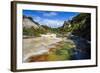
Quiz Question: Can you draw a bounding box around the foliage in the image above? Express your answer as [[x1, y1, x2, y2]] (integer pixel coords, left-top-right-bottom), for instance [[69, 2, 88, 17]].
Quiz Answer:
[[23, 27, 47, 37], [71, 13, 91, 41]]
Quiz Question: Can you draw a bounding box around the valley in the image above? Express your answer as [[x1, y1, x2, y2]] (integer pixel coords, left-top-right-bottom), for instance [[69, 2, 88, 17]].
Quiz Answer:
[[22, 13, 91, 62]]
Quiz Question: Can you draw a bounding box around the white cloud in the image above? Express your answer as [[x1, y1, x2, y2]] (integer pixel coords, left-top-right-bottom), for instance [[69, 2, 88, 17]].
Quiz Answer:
[[43, 12, 58, 17], [34, 16, 42, 22], [40, 19, 64, 28], [33, 16, 64, 28]]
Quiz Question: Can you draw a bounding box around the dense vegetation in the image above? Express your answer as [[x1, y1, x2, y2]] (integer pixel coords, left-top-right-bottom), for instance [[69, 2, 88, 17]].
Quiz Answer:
[[57, 13, 91, 41], [23, 27, 47, 37], [71, 13, 91, 41]]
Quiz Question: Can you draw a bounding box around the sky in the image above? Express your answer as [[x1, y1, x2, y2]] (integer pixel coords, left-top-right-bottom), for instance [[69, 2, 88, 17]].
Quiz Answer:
[[23, 10, 79, 28]]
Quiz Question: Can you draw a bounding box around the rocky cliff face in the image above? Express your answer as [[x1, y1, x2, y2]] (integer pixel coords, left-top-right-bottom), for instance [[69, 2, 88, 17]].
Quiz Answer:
[[23, 16, 40, 29], [60, 13, 91, 41], [62, 21, 71, 28], [71, 13, 91, 41], [23, 16, 47, 37]]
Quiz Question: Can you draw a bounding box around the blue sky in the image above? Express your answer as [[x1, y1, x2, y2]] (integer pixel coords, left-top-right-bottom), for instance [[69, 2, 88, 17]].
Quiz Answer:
[[23, 10, 79, 28]]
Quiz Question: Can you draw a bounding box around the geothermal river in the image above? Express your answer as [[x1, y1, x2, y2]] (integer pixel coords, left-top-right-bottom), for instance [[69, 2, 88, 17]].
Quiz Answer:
[[23, 34, 63, 62]]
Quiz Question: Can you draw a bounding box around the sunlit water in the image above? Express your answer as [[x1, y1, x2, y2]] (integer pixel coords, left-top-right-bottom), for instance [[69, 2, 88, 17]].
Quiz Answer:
[[23, 34, 90, 62]]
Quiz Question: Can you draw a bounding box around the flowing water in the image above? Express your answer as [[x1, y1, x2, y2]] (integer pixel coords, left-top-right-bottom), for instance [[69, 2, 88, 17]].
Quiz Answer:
[[23, 34, 90, 62]]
